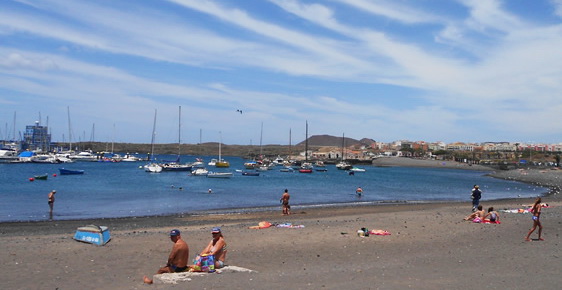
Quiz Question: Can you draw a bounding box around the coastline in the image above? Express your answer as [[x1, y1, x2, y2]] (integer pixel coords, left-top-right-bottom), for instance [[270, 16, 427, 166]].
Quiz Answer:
[[2, 159, 561, 289]]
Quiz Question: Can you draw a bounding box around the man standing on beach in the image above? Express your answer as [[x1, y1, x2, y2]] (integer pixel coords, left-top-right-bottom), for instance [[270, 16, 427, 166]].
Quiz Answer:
[[48, 190, 56, 218], [143, 229, 190, 284], [471, 185, 482, 212], [280, 189, 290, 215]]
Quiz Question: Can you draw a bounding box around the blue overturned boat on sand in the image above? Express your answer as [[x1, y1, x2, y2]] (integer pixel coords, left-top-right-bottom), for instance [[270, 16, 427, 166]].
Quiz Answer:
[[59, 168, 85, 175]]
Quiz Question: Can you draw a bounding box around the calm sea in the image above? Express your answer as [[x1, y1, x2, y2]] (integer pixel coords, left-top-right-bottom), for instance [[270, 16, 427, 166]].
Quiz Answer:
[[0, 155, 547, 222]]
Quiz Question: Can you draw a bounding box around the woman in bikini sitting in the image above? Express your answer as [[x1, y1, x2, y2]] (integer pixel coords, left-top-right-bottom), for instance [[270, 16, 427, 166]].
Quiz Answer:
[[483, 206, 500, 223], [200, 227, 227, 268], [525, 197, 544, 241]]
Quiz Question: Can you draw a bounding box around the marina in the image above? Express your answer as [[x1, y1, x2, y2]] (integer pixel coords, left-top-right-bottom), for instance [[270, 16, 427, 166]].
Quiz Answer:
[[0, 154, 547, 222]]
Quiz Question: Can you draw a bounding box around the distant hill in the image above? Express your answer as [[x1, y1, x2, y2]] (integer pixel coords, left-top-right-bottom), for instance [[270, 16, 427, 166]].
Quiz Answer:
[[296, 135, 374, 147]]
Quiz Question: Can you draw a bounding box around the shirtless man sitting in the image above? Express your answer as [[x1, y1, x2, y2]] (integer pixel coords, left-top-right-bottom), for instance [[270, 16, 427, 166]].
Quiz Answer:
[[464, 205, 485, 222], [143, 229, 189, 284]]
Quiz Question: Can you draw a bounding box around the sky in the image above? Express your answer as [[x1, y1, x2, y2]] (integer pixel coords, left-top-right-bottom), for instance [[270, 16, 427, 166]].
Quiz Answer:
[[1, 0, 561, 146]]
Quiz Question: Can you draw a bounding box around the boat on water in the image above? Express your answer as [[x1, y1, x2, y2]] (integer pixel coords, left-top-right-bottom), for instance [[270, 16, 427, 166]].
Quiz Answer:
[[69, 151, 98, 162], [336, 133, 352, 170], [299, 121, 313, 174], [0, 146, 19, 163], [33, 174, 48, 180], [59, 168, 85, 175], [207, 172, 233, 178], [144, 163, 163, 173], [349, 167, 366, 172], [242, 171, 260, 176], [244, 160, 258, 169], [336, 161, 353, 170], [280, 167, 294, 172], [213, 132, 230, 168], [207, 159, 217, 166], [159, 106, 192, 172], [191, 168, 209, 176], [315, 168, 328, 172]]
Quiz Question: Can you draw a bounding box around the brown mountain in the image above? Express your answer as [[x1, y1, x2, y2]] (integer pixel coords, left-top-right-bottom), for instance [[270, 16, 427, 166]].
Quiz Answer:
[[296, 135, 363, 147]]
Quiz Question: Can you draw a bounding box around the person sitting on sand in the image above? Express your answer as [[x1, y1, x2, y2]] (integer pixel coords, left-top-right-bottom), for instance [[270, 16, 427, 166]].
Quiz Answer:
[[143, 229, 190, 284], [483, 206, 500, 223], [464, 205, 485, 222], [525, 197, 544, 241], [198, 227, 227, 269]]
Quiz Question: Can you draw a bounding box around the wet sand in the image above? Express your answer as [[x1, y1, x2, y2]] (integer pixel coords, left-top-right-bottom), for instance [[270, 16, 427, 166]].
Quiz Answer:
[[2, 159, 561, 289]]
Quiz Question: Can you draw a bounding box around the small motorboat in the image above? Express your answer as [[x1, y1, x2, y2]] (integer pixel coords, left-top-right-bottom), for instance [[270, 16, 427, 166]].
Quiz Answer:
[[59, 168, 85, 175], [34, 174, 48, 180], [242, 171, 260, 176], [207, 172, 233, 178]]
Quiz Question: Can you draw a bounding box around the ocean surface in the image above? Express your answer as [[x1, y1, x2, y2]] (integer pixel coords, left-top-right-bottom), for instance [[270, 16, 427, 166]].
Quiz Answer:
[[0, 155, 548, 222]]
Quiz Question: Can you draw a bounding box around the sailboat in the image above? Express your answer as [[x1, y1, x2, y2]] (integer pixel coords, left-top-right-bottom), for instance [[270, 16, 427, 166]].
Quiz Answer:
[[299, 121, 313, 173], [215, 131, 230, 168], [144, 109, 162, 173], [336, 133, 352, 170], [160, 106, 192, 171]]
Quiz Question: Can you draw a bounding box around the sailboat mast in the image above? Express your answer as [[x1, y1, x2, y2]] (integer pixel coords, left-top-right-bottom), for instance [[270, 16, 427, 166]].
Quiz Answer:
[[341, 133, 345, 161], [289, 128, 292, 160], [218, 131, 222, 160], [149, 109, 157, 161], [67, 106, 72, 151], [259, 122, 263, 158], [178, 106, 182, 157], [305, 121, 308, 162]]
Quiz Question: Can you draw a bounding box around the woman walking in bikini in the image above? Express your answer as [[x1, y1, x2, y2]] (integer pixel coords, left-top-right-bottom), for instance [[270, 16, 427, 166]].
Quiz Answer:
[[525, 197, 544, 241]]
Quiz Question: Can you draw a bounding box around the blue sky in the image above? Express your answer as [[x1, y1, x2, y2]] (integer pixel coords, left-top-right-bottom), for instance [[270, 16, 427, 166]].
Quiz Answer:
[[1, 0, 561, 145]]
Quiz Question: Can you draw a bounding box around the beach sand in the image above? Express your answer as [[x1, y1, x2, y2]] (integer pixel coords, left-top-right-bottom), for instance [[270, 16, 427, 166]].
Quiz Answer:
[[2, 159, 561, 289]]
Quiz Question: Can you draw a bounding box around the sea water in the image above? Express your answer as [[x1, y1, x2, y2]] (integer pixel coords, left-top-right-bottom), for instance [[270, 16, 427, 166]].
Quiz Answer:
[[0, 155, 547, 222]]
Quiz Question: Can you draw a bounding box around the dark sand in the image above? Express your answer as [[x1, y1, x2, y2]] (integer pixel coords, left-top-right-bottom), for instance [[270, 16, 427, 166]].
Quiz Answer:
[[2, 158, 561, 289]]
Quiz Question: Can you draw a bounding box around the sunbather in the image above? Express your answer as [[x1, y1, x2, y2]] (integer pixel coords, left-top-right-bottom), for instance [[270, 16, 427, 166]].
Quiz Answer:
[[483, 207, 500, 223], [144, 229, 190, 284], [464, 205, 485, 222], [198, 227, 227, 269]]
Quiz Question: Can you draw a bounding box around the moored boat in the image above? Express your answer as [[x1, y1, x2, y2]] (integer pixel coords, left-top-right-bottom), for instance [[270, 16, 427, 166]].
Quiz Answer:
[[242, 171, 260, 176], [144, 163, 162, 173], [34, 174, 48, 180], [207, 172, 233, 178], [191, 168, 209, 176], [59, 168, 85, 175]]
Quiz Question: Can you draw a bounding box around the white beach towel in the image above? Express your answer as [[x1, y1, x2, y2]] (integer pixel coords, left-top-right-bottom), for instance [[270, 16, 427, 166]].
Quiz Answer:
[[153, 266, 256, 284]]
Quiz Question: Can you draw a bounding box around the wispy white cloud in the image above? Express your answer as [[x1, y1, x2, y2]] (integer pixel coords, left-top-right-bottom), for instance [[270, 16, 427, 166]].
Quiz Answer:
[[0, 0, 561, 144]]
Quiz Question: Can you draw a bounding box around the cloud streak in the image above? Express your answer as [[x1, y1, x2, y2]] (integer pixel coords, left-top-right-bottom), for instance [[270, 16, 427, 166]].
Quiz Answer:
[[0, 0, 561, 144]]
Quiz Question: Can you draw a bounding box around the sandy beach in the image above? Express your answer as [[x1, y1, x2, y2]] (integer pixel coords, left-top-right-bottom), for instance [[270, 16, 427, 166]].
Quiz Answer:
[[2, 158, 561, 289]]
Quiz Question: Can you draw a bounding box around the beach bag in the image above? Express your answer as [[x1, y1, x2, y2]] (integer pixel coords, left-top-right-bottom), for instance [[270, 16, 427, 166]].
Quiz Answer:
[[191, 254, 215, 272]]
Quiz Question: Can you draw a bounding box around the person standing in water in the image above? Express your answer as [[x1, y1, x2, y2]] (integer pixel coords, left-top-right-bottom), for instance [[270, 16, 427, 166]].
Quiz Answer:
[[48, 190, 56, 219], [280, 189, 290, 215]]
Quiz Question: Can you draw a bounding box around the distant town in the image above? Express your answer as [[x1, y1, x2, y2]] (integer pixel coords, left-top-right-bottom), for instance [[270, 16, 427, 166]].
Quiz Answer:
[[1, 121, 560, 167]]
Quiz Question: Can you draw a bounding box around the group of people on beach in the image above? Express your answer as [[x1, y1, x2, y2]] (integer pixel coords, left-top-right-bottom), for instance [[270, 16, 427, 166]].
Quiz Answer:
[[465, 185, 544, 241], [143, 227, 227, 284]]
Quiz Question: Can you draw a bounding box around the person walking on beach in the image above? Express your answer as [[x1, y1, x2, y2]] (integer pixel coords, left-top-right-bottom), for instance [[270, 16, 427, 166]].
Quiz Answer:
[[48, 190, 56, 219], [280, 189, 291, 215], [471, 185, 482, 212], [144, 229, 190, 284], [525, 197, 544, 241]]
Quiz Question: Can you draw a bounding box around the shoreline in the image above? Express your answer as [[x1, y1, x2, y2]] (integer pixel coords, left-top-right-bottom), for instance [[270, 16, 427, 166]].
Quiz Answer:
[[2, 159, 561, 289]]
